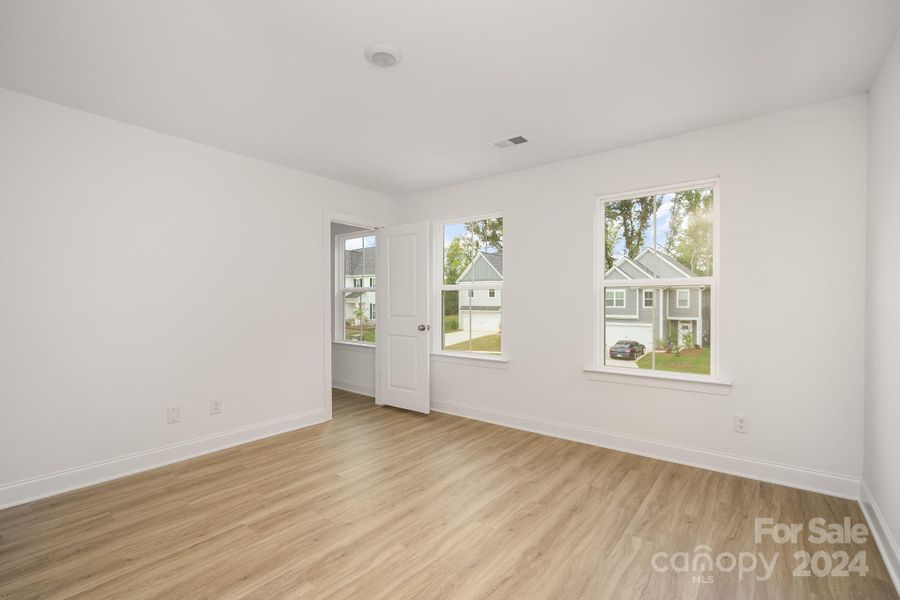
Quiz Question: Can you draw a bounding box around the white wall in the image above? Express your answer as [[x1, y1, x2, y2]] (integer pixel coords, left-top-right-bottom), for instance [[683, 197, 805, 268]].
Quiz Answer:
[[0, 88, 393, 507], [864, 29, 900, 586], [330, 222, 376, 396], [398, 95, 868, 497]]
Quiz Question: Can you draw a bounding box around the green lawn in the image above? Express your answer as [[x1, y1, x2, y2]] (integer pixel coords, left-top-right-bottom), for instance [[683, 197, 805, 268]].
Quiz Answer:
[[344, 325, 375, 343], [445, 334, 501, 353], [636, 347, 710, 375], [443, 314, 460, 333]]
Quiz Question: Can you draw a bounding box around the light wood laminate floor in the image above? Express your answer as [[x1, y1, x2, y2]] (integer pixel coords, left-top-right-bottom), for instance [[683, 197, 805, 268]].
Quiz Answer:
[[1, 390, 896, 599]]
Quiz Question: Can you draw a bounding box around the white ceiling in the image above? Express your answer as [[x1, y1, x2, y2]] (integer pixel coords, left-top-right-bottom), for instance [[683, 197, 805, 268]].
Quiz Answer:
[[1, 1, 898, 194]]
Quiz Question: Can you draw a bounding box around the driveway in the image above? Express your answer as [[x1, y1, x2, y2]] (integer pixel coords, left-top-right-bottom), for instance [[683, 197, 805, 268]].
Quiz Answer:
[[444, 329, 495, 346]]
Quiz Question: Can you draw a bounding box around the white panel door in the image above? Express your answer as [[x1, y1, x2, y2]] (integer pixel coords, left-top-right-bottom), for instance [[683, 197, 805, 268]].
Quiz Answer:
[[376, 222, 430, 413]]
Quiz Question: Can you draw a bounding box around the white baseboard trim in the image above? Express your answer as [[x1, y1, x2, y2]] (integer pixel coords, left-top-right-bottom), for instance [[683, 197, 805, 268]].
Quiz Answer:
[[332, 379, 375, 397], [860, 480, 900, 594], [0, 409, 328, 510], [431, 398, 861, 500]]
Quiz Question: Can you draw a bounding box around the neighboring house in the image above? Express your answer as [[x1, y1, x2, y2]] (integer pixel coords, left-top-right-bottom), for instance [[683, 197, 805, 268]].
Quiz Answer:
[[343, 246, 376, 326], [456, 251, 502, 332], [605, 247, 710, 349]]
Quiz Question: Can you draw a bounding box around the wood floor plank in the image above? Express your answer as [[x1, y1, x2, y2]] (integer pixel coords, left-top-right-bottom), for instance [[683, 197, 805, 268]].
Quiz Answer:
[[0, 390, 896, 600]]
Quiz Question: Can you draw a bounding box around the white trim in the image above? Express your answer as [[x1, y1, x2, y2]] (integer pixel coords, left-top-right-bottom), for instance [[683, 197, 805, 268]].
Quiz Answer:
[[595, 179, 720, 381], [584, 366, 731, 395], [331, 340, 376, 352], [433, 212, 505, 358], [0, 409, 327, 510], [860, 481, 900, 594], [642, 288, 654, 308], [431, 398, 860, 500], [430, 352, 509, 368], [676, 288, 690, 308], [332, 380, 376, 397], [605, 288, 626, 308]]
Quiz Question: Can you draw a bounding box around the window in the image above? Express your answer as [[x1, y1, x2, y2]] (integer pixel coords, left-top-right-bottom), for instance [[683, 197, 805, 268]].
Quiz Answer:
[[336, 232, 376, 344], [605, 289, 625, 308], [436, 215, 503, 355], [599, 181, 716, 377]]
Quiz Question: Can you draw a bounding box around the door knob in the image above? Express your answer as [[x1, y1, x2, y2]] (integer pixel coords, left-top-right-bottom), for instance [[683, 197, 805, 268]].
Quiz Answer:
[[417, 324, 430, 331]]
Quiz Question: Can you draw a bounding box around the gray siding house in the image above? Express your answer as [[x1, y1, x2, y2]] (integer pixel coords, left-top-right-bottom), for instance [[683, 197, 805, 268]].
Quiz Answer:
[[605, 248, 710, 349], [455, 252, 502, 331]]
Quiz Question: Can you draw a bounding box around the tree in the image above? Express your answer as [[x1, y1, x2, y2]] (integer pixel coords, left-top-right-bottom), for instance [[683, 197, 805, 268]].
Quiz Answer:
[[443, 238, 469, 285], [605, 221, 621, 270], [604, 198, 655, 260], [665, 188, 713, 275], [465, 218, 503, 253]]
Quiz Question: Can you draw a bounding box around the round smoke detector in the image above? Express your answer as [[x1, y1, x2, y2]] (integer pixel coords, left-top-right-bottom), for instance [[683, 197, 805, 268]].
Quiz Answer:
[[365, 44, 401, 68]]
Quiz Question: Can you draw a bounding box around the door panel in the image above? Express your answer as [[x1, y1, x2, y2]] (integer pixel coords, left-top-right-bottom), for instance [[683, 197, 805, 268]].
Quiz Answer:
[[376, 223, 430, 413]]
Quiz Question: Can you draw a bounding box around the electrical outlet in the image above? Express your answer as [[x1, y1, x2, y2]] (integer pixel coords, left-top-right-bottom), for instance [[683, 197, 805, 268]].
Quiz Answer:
[[166, 406, 180, 425], [733, 413, 749, 434], [211, 399, 222, 415]]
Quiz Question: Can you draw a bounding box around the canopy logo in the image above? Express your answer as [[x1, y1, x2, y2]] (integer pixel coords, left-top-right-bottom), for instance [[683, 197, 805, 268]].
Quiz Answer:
[[650, 517, 870, 584]]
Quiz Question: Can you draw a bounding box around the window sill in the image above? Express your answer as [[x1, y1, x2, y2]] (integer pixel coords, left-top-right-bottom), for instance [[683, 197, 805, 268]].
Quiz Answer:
[[583, 366, 732, 395], [431, 352, 509, 368], [331, 340, 375, 351]]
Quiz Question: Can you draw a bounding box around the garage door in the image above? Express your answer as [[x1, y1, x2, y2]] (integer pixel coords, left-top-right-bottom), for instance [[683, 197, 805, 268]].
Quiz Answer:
[[460, 310, 501, 332], [605, 323, 653, 349]]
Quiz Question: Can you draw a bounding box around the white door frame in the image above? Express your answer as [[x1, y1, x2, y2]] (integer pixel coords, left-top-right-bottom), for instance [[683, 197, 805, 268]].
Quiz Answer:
[[322, 210, 385, 420]]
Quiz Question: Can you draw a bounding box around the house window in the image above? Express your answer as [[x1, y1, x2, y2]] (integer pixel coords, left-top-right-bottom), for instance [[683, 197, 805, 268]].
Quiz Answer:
[[436, 215, 503, 355], [336, 232, 376, 345], [605, 289, 625, 308], [599, 181, 716, 377]]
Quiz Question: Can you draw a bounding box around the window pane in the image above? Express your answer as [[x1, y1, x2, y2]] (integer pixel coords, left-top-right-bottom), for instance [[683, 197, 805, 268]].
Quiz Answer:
[[344, 235, 375, 288], [442, 289, 501, 354], [604, 197, 654, 278], [604, 187, 713, 279], [343, 291, 375, 344], [604, 286, 711, 375], [443, 218, 503, 285]]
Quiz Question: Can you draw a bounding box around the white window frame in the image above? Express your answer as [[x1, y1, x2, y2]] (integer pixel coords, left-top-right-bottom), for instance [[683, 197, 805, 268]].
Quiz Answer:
[[676, 289, 690, 308], [335, 230, 377, 347], [588, 178, 727, 389], [642, 289, 654, 308], [432, 211, 507, 362], [605, 289, 625, 308]]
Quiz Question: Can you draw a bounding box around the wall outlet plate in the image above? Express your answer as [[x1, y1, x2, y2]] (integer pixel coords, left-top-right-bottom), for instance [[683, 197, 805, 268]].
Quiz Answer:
[[211, 399, 222, 415], [166, 406, 180, 424], [733, 413, 749, 434]]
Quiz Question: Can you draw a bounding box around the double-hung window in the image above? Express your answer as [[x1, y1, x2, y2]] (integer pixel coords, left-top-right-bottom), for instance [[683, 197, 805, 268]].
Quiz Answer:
[[599, 180, 717, 377], [436, 215, 503, 355], [336, 232, 376, 345]]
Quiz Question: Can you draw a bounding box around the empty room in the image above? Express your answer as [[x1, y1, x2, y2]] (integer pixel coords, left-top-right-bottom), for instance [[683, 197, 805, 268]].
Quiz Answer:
[[2, 1, 900, 598]]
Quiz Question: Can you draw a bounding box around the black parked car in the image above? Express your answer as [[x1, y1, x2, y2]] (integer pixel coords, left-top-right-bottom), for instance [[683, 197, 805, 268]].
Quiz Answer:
[[609, 340, 646, 360]]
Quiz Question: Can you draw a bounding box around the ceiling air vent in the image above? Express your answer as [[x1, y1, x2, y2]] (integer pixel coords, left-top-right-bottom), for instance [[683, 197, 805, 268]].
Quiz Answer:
[[490, 135, 529, 149]]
